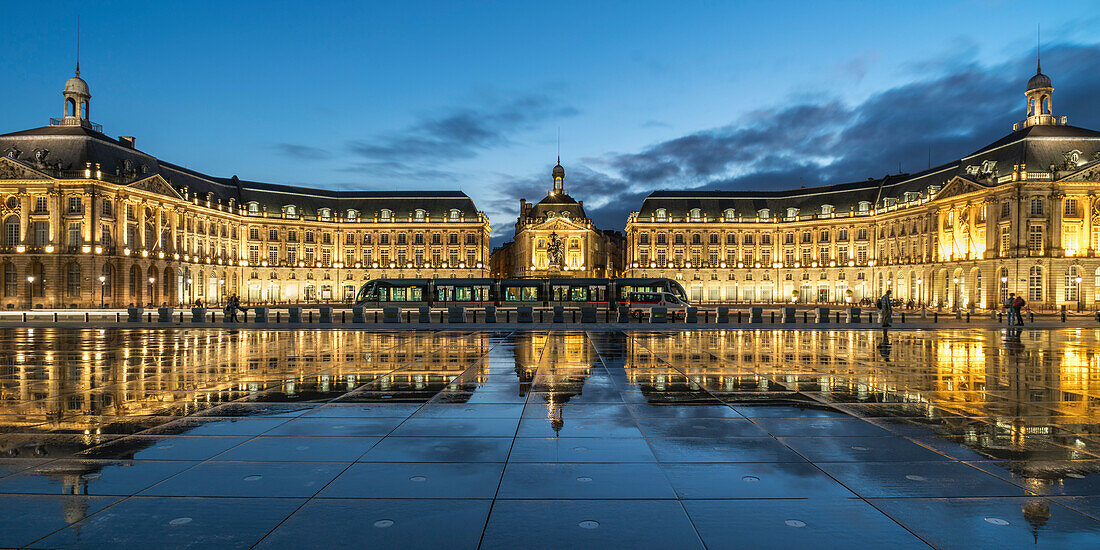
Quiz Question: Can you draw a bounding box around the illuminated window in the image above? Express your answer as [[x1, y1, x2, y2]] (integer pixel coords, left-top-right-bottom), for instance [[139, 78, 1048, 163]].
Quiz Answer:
[[1029, 266, 1043, 302]]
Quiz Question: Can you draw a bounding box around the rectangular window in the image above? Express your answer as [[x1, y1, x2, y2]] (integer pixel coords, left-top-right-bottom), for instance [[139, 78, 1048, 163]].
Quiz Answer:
[[101, 224, 112, 247], [1000, 226, 1010, 255], [268, 245, 278, 264], [1028, 225, 1043, 253], [857, 245, 868, 263], [838, 245, 848, 260], [68, 196, 82, 214], [249, 245, 260, 264], [305, 246, 316, 264], [1065, 199, 1078, 217], [287, 246, 297, 264], [322, 248, 332, 266], [4, 265, 16, 297], [1001, 201, 1010, 219], [346, 249, 356, 266], [268, 229, 278, 241], [249, 227, 259, 240], [287, 230, 298, 242], [68, 222, 82, 247], [35, 196, 49, 213], [1030, 197, 1043, 216], [819, 247, 830, 263], [33, 221, 48, 248]]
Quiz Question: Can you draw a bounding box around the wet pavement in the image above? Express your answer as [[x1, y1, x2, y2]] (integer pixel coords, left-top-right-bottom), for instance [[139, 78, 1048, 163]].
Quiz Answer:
[[1, 327, 1100, 548]]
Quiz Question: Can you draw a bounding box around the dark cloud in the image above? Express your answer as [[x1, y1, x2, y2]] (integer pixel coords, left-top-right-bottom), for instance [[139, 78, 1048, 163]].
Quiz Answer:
[[483, 42, 1100, 241], [348, 94, 578, 164], [273, 143, 332, 160]]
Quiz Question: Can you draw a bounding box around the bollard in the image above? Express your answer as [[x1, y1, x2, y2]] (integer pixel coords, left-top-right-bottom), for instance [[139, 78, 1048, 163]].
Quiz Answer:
[[352, 306, 365, 323], [85, 312, 89, 322], [717, 306, 729, 324], [117, 312, 121, 322], [485, 305, 497, 323], [999, 312, 1003, 323], [751, 307, 763, 324], [770, 312, 775, 323], [802, 311, 808, 323], [934, 312, 938, 323], [650, 307, 668, 324], [835, 311, 840, 323], [308, 311, 313, 323], [901, 312, 905, 323], [686, 307, 698, 323], [22, 312, 26, 323], [53, 312, 58, 322], [966, 312, 970, 323], [178, 312, 182, 323], [617, 306, 630, 323], [276, 311, 281, 323], [518, 306, 534, 323], [319, 307, 332, 323], [210, 312, 215, 323], [553, 306, 564, 323], [581, 306, 597, 323], [1062, 310, 1067, 323], [342, 311, 346, 323], [1030, 311, 1035, 323], [375, 311, 379, 323], [253, 307, 268, 323], [158, 307, 173, 323], [782, 308, 795, 324], [146, 312, 151, 323], [289, 307, 301, 323]]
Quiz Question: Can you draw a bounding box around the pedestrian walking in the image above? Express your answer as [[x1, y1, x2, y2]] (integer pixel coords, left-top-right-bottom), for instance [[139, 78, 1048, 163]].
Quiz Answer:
[[879, 289, 893, 327]]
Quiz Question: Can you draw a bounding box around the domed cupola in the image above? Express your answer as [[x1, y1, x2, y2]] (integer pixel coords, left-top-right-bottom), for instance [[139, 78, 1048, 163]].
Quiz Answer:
[[551, 157, 565, 195], [61, 64, 92, 127], [1016, 55, 1065, 130]]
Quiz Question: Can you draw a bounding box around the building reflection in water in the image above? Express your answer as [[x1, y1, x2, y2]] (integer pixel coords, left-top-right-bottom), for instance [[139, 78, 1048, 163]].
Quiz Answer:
[[3, 328, 1100, 495]]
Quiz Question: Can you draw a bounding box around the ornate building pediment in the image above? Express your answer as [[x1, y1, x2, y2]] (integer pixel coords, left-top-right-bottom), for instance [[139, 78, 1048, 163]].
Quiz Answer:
[[1057, 161, 1100, 183], [0, 157, 49, 180], [933, 177, 986, 201], [529, 217, 589, 233], [125, 175, 183, 199]]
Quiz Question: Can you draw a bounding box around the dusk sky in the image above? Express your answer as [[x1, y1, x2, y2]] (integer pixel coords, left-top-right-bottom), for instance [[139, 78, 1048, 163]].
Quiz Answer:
[[3, 1, 1099, 246]]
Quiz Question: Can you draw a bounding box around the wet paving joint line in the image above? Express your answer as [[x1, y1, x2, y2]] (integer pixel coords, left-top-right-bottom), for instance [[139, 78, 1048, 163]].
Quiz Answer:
[[627, 332, 942, 549], [249, 330, 516, 550], [475, 331, 552, 550], [589, 331, 711, 550], [16, 329, 468, 550]]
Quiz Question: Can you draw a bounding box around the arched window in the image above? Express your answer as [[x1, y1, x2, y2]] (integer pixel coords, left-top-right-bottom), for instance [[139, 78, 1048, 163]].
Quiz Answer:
[[1028, 266, 1043, 302], [655, 208, 667, 222], [4, 215, 19, 247], [380, 209, 392, 221], [67, 263, 82, 298], [999, 267, 1009, 303], [247, 202, 260, 216], [414, 209, 426, 222], [66, 98, 76, 117]]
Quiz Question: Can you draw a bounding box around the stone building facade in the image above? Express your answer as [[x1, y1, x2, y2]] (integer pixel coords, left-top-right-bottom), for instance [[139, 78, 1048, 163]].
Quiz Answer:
[[491, 160, 624, 278], [0, 69, 491, 309], [625, 64, 1100, 311]]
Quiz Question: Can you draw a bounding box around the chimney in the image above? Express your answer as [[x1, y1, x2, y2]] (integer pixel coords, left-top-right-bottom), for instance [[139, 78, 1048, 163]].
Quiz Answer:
[[119, 136, 136, 148]]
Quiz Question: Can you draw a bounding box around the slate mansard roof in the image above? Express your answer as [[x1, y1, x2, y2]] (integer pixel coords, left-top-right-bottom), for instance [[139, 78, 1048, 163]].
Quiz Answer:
[[0, 124, 482, 221], [636, 123, 1100, 220]]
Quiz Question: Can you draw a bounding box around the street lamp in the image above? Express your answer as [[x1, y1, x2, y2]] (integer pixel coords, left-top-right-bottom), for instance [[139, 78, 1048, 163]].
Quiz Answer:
[[98, 275, 106, 308], [148, 277, 156, 306], [25, 276, 34, 310], [1076, 275, 1083, 312], [952, 276, 959, 310]]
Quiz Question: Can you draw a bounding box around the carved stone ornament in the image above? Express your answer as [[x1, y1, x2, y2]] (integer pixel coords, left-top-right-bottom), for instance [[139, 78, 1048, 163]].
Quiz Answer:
[[546, 232, 565, 267], [0, 158, 46, 180], [4, 146, 21, 160], [1092, 197, 1100, 225]]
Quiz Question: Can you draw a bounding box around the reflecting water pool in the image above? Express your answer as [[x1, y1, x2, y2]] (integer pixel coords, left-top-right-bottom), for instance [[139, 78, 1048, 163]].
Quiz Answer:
[[1, 327, 1100, 549]]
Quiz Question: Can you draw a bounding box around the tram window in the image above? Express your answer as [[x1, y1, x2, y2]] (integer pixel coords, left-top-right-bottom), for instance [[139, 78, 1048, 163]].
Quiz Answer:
[[455, 287, 472, 301], [571, 287, 587, 301], [522, 287, 538, 301], [392, 288, 406, 301]]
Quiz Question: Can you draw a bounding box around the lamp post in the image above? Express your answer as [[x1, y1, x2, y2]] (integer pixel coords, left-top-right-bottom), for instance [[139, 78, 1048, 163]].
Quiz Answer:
[[25, 275, 35, 310], [952, 276, 960, 311], [148, 277, 155, 306], [1076, 275, 1083, 312], [98, 275, 106, 308]]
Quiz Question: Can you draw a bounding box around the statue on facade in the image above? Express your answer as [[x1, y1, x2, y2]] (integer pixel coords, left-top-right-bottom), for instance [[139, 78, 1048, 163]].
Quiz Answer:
[[546, 232, 565, 267]]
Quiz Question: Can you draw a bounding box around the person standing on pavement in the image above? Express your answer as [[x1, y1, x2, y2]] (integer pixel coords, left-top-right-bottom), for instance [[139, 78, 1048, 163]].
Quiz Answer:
[[1012, 294, 1026, 326], [879, 289, 893, 327], [1005, 293, 1016, 326]]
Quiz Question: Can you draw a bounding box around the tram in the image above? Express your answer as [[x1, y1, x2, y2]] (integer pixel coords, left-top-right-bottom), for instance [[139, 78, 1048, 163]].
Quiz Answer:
[[354, 277, 688, 307]]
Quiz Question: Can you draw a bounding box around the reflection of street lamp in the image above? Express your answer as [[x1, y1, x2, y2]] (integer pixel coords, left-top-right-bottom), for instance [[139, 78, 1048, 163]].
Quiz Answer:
[[98, 275, 106, 308]]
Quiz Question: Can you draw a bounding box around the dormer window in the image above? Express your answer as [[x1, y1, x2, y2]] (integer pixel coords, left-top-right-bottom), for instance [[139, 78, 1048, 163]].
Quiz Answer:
[[380, 209, 392, 221], [723, 209, 736, 221], [283, 205, 298, 219], [858, 201, 871, 213], [345, 209, 357, 222], [786, 207, 798, 219], [689, 208, 702, 222], [414, 209, 426, 222], [561, 211, 571, 220], [319, 208, 332, 221], [247, 202, 260, 216], [655, 208, 667, 222], [448, 209, 460, 221], [821, 204, 833, 215], [758, 208, 770, 220]]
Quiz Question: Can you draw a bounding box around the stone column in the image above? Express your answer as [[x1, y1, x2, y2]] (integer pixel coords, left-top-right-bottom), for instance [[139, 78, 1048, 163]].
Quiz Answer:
[[1051, 191, 1064, 256]]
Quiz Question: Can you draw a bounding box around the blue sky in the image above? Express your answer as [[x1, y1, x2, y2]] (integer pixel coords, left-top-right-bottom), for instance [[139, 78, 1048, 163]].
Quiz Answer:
[[2, 1, 1099, 244]]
